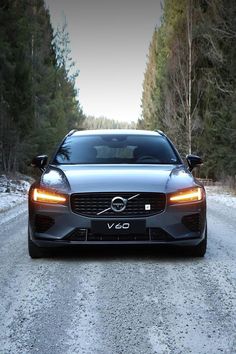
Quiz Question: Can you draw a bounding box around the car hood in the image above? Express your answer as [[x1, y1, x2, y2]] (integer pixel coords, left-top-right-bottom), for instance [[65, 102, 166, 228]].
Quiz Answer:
[[40, 164, 198, 194]]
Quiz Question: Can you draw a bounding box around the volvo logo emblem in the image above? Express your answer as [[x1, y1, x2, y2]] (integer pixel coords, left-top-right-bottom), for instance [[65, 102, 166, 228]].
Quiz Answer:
[[111, 196, 127, 213]]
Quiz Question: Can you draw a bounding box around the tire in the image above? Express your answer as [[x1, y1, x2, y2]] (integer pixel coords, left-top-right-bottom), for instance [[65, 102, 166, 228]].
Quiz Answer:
[[189, 226, 207, 257], [28, 230, 45, 259]]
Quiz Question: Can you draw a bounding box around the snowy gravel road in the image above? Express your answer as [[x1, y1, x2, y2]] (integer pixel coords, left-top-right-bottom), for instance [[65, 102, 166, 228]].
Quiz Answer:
[[0, 190, 236, 354]]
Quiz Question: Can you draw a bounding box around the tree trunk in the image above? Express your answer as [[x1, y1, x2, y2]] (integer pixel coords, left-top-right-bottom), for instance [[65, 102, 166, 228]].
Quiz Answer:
[[187, 0, 193, 154]]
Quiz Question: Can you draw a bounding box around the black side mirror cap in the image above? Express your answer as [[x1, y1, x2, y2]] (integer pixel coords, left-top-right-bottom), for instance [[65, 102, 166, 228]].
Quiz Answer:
[[186, 154, 203, 172], [31, 155, 48, 171]]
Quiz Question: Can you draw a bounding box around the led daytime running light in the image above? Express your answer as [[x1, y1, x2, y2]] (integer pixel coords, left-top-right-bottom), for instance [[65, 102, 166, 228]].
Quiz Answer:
[[170, 188, 202, 203], [33, 188, 66, 203]]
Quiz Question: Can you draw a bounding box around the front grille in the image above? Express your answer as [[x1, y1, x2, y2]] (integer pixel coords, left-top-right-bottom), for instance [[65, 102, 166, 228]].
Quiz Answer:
[[64, 227, 174, 242], [70, 192, 166, 217], [87, 233, 150, 241], [182, 213, 201, 232], [35, 214, 54, 233], [66, 229, 87, 241]]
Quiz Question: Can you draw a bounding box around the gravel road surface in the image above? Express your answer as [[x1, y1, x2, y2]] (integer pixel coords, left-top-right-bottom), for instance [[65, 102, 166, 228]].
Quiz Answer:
[[0, 192, 235, 354]]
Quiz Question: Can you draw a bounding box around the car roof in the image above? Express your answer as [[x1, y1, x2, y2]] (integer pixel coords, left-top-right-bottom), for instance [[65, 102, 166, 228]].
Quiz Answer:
[[70, 129, 164, 137]]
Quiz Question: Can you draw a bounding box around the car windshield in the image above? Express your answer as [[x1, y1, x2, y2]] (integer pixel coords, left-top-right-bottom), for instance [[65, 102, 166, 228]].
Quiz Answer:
[[53, 134, 181, 165]]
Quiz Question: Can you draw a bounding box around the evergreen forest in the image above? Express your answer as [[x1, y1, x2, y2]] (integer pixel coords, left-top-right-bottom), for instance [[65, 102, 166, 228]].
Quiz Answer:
[[0, 0, 235, 186], [0, 0, 85, 174], [139, 0, 236, 184]]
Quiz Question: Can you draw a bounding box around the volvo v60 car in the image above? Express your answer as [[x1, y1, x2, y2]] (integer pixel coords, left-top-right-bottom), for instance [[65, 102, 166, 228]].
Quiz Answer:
[[28, 129, 207, 258]]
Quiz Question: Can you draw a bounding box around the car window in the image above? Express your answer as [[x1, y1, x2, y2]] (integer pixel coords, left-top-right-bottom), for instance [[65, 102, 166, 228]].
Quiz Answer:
[[53, 135, 180, 165]]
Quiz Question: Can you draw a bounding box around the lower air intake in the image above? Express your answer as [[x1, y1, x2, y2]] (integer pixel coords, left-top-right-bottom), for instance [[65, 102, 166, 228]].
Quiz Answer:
[[35, 215, 55, 233], [182, 213, 201, 232]]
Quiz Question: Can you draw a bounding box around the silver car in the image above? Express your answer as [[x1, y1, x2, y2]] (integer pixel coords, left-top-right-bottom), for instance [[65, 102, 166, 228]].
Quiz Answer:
[[28, 129, 207, 258]]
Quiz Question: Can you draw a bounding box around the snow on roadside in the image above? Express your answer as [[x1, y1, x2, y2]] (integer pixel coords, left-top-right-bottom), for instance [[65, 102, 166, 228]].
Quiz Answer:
[[206, 186, 236, 210], [0, 194, 27, 213], [0, 175, 32, 213]]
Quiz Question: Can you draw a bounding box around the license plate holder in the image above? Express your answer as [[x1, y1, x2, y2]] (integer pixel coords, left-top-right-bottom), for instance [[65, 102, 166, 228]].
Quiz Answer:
[[91, 220, 146, 235]]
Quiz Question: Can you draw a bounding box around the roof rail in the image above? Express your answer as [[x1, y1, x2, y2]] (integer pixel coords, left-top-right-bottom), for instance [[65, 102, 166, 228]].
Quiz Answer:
[[66, 129, 78, 137], [155, 129, 166, 137]]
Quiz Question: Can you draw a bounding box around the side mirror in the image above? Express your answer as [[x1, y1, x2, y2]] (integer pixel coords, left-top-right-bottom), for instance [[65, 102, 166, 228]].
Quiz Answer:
[[31, 155, 48, 171], [186, 154, 203, 172]]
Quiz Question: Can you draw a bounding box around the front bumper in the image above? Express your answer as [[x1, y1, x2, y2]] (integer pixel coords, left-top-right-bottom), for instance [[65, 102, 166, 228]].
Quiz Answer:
[[29, 199, 206, 248]]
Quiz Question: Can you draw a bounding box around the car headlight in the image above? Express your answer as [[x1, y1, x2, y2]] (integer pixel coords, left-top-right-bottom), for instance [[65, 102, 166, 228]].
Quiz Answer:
[[32, 188, 67, 204], [169, 187, 203, 204]]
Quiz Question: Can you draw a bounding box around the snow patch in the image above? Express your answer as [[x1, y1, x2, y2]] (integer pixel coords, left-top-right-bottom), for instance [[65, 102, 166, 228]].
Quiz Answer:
[[0, 174, 32, 213], [206, 186, 236, 210], [0, 193, 27, 213]]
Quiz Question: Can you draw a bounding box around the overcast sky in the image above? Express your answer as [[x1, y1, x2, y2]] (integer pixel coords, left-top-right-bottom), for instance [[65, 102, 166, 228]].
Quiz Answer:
[[45, 0, 162, 122]]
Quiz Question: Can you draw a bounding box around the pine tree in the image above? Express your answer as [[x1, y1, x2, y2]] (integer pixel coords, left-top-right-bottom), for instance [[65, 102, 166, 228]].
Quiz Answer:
[[0, 0, 84, 173], [140, 0, 236, 181]]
